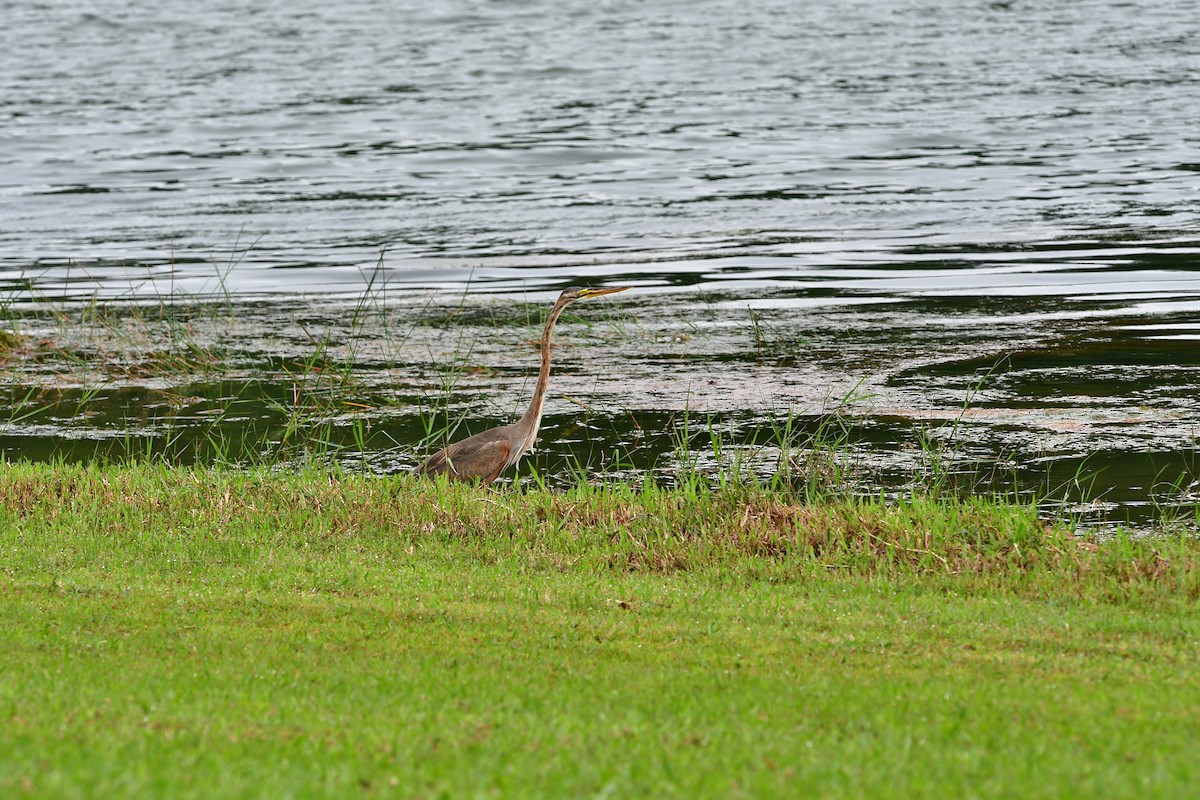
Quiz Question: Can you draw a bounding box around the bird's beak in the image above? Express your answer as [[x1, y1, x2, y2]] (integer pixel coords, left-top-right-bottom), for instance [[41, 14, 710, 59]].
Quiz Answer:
[[580, 286, 631, 298]]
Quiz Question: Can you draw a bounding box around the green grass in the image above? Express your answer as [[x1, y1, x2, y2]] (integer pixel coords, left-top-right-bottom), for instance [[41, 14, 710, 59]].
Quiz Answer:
[[1, 462, 1198, 798]]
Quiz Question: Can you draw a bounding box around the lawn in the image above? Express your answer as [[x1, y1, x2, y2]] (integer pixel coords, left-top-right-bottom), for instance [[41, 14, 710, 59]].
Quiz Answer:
[[1, 462, 1197, 798]]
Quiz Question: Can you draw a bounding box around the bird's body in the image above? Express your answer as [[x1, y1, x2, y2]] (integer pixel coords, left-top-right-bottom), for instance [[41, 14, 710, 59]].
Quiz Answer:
[[417, 286, 629, 484], [418, 421, 524, 484]]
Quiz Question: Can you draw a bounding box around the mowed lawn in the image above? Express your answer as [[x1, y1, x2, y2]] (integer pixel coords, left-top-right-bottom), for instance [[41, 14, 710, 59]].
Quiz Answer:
[[1, 463, 1197, 798]]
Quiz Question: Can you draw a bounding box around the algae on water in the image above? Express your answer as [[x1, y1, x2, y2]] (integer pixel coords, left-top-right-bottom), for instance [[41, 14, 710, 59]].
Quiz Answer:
[[0, 328, 23, 354]]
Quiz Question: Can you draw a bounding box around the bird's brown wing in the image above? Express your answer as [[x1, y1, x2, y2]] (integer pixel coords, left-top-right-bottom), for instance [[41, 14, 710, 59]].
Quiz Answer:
[[418, 427, 515, 484]]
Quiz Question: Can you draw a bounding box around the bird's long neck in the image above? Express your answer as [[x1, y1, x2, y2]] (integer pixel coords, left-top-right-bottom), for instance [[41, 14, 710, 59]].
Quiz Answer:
[[516, 296, 571, 449]]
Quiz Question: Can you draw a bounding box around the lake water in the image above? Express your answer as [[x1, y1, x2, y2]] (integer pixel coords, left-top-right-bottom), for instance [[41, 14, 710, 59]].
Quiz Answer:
[[1, 0, 1198, 526]]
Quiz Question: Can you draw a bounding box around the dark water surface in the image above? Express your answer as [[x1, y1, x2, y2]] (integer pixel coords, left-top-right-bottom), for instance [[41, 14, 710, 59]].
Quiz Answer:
[[2, 0, 1198, 526]]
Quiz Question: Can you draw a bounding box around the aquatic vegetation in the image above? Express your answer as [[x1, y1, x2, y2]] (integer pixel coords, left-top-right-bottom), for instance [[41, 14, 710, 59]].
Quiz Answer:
[[1, 269, 1198, 532]]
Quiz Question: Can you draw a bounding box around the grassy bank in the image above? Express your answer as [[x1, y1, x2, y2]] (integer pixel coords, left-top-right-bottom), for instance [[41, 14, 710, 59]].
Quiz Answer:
[[2, 462, 1198, 798]]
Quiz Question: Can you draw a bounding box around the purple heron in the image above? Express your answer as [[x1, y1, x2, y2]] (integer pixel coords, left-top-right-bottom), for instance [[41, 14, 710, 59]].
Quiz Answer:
[[418, 286, 631, 483]]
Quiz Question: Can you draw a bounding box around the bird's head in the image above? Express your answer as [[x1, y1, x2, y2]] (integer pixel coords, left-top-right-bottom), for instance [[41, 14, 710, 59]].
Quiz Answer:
[[559, 285, 632, 303]]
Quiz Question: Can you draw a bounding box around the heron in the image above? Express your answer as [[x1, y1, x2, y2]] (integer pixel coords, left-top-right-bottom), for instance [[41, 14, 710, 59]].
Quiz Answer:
[[418, 285, 631, 484]]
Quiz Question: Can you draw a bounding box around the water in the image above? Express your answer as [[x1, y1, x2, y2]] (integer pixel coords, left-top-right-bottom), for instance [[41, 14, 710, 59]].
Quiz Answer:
[[1, 0, 1198, 526], [4, 0, 1199, 284]]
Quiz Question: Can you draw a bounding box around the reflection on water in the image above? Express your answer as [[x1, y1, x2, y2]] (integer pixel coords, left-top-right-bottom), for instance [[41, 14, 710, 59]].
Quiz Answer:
[[1, 0, 1198, 527]]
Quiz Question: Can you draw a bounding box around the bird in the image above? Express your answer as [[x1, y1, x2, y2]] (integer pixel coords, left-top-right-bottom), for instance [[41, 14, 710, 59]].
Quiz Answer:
[[417, 285, 631, 484]]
